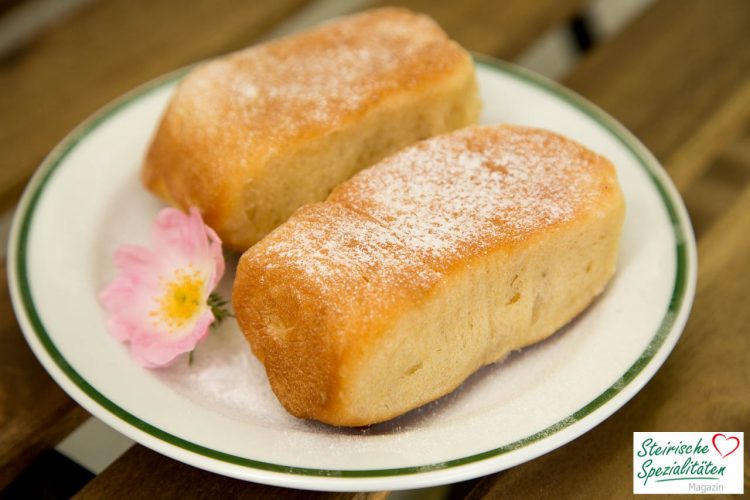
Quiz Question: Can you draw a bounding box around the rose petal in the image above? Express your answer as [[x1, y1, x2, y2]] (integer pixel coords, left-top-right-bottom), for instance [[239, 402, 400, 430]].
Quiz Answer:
[[112, 245, 159, 275], [106, 316, 135, 342], [99, 277, 135, 313], [205, 224, 225, 288], [129, 309, 214, 368], [152, 208, 207, 262]]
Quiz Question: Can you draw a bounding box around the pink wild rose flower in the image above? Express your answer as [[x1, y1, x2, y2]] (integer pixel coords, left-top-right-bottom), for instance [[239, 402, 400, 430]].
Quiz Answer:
[[99, 207, 227, 368]]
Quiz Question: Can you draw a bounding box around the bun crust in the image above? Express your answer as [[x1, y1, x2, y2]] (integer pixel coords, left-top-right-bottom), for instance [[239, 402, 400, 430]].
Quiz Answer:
[[142, 8, 480, 250], [233, 124, 626, 426]]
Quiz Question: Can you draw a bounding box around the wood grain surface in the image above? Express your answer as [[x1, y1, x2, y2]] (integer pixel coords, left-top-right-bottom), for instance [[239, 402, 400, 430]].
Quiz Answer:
[[683, 132, 750, 239], [564, 0, 750, 192], [74, 445, 387, 500], [379, 0, 585, 58]]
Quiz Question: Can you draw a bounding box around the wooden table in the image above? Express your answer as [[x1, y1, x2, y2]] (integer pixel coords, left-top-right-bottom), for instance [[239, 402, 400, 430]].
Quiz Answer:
[[1, 0, 748, 497]]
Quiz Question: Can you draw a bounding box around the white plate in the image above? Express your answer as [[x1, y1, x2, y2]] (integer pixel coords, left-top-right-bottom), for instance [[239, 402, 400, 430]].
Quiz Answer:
[[8, 56, 696, 491]]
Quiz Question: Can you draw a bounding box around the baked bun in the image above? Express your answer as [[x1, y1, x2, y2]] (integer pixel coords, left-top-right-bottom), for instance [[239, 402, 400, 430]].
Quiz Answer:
[[233, 124, 625, 426], [142, 8, 480, 250]]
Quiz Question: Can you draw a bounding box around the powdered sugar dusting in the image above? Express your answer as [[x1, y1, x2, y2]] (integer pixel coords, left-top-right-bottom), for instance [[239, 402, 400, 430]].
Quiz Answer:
[[331, 125, 604, 268], [253, 125, 611, 304], [251, 203, 442, 323], [176, 8, 466, 156]]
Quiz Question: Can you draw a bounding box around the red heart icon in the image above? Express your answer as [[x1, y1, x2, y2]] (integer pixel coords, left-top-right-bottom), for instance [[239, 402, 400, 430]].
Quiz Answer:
[[712, 433, 740, 458]]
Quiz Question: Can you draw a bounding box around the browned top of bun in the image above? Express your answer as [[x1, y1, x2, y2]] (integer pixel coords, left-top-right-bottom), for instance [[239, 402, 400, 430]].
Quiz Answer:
[[142, 8, 472, 236]]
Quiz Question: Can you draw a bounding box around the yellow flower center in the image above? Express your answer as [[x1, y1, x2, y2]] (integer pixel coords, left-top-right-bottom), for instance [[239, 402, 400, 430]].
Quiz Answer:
[[151, 268, 206, 331]]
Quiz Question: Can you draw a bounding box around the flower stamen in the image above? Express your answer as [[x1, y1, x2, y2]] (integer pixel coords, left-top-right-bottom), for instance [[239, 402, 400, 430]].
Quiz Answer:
[[151, 267, 206, 331]]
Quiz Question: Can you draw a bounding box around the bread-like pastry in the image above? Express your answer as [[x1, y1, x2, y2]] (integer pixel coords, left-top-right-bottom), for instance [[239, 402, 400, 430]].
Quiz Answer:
[[233, 124, 625, 426], [142, 8, 480, 250]]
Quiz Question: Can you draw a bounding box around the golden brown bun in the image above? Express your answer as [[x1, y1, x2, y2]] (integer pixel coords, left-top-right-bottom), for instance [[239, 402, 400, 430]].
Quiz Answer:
[[233, 124, 626, 426], [142, 8, 480, 250]]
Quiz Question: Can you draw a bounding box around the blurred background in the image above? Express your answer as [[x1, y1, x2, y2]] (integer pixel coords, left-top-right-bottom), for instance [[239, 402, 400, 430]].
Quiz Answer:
[[2, 0, 749, 498]]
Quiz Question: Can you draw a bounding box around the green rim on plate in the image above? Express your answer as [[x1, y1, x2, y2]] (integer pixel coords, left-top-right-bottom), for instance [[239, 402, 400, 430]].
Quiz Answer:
[[13, 55, 691, 478]]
